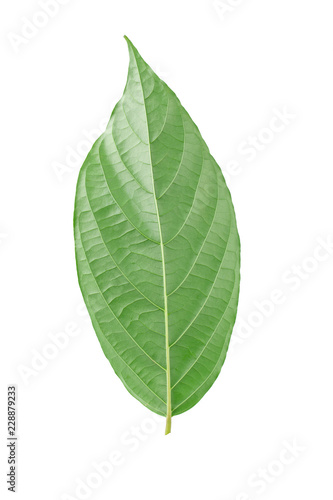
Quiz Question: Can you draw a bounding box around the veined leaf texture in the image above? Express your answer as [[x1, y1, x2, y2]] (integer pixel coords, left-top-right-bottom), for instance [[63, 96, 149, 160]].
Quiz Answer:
[[74, 37, 240, 434]]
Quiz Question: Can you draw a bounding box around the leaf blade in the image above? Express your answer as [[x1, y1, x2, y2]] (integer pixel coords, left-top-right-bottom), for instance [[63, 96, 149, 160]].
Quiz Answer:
[[74, 37, 240, 432]]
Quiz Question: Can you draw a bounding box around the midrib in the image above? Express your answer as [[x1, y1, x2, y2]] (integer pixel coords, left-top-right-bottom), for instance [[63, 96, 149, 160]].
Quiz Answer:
[[133, 55, 172, 435]]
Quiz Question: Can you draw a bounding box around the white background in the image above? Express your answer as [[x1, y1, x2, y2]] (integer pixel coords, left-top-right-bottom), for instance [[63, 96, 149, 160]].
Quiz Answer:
[[1, 0, 333, 499]]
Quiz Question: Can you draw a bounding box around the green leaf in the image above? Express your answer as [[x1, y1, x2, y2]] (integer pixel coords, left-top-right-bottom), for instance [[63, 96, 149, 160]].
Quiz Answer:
[[74, 37, 240, 434]]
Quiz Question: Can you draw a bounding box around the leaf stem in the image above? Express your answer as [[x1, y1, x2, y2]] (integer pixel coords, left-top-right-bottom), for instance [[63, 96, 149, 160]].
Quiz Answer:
[[165, 410, 171, 435]]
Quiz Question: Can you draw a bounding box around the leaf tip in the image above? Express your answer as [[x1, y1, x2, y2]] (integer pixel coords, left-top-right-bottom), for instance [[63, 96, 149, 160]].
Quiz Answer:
[[123, 36, 144, 76], [123, 35, 136, 53]]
